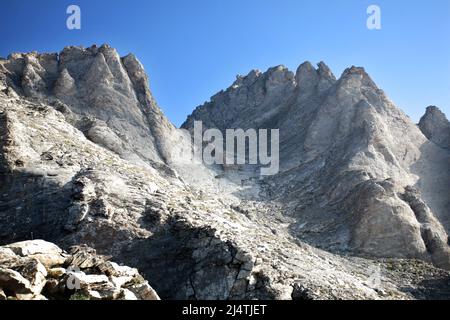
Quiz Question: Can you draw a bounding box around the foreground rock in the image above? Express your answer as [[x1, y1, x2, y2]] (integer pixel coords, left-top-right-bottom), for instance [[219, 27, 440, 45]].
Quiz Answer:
[[0, 240, 159, 300], [419, 106, 450, 150]]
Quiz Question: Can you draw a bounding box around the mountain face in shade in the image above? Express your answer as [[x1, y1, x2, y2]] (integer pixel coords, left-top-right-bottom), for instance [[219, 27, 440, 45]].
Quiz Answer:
[[1, 45, 450, 300]]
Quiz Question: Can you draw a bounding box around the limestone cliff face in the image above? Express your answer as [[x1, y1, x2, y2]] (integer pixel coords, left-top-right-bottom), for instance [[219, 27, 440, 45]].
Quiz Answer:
[[1, 46, 450, 300]]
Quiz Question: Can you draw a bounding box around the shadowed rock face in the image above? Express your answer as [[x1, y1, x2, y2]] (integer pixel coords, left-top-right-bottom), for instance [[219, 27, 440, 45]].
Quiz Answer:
[[1, 45, 450, 300]]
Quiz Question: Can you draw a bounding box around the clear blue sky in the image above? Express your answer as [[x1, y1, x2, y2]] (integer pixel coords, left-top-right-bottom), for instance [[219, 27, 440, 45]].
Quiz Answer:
[[1, 0, 449, 126]]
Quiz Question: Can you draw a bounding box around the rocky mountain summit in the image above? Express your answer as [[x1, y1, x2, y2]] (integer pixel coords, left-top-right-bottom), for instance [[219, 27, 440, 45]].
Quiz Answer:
[[1, 45, 449, 300]]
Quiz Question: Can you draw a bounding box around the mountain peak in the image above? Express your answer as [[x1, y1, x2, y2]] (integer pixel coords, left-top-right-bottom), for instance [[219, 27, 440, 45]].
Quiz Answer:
[[317, 61, 335, 80], [294, 61, 336, 93], [419, 105, 450, 149], [423, 105, 447, 118], [342, 65, 370, 76], [232, 69, 262, 89], [295, 61, 317, 87], [0, 44, 178, 165], [337, 65, 379, 93]]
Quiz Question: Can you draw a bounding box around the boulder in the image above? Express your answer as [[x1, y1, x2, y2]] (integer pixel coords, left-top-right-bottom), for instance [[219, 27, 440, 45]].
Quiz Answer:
[[0, 268, 33, 295], [98, 261, 139, 278], [85, 283, 121, 300], [5, 240, 66, 268], [47, 267, 66, 278], [17, 258, 48, 294], [0, 241, 160, 300], [65, 245, 103, 269], [66, 271, 109, 287], [5, 240, 62, 256]]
